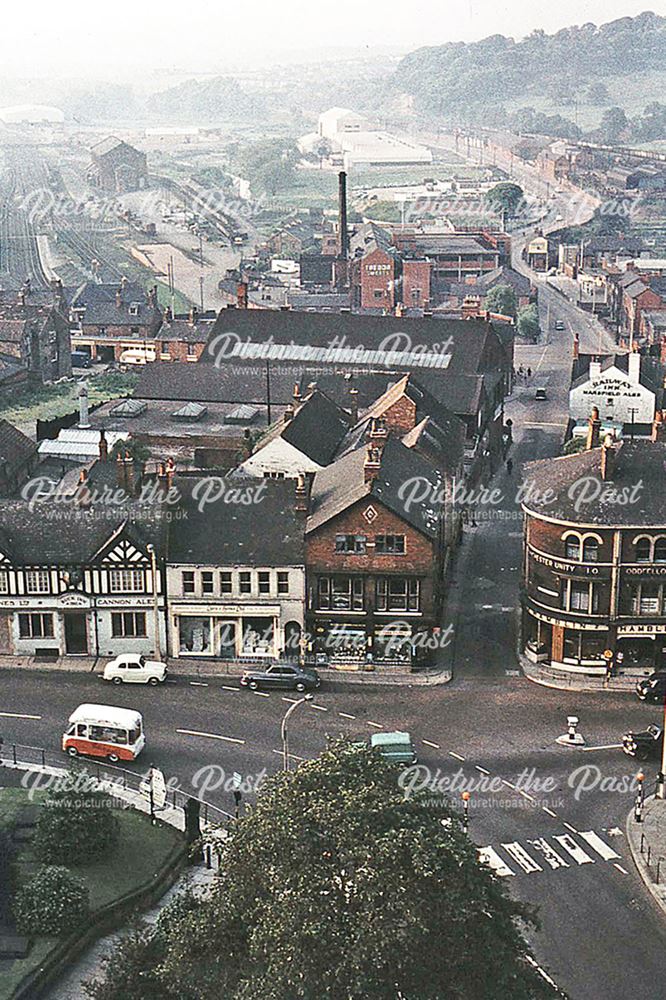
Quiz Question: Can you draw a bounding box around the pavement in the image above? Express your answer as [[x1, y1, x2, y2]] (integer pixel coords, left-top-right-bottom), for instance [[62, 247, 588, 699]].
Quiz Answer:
[[626, 794, 666, 918]]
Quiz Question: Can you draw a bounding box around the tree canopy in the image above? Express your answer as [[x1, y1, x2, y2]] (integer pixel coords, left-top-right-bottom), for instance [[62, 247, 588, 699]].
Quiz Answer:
[[486, 182, 524, 218], [486, 284, 518, 319], [86, 743, 560, 1000]]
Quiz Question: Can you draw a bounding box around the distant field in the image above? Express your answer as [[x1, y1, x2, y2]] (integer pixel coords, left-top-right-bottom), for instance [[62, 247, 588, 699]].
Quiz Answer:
[[0, 372, 138, 436]]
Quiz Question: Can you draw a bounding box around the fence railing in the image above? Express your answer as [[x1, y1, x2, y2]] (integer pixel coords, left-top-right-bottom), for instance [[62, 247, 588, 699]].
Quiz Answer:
[[0, 741, 234, 825], [637, 827, 666, 886]]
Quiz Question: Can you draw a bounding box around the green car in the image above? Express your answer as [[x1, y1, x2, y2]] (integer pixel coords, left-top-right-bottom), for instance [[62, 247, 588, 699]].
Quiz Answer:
[[370, 731, 418, 765]]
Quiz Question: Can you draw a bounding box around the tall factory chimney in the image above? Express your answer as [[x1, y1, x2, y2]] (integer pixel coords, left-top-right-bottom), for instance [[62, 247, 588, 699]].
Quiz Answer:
[[338, 171, 349, 259]]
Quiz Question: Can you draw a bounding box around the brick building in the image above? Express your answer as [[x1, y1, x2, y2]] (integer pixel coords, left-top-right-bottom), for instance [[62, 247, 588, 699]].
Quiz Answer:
[[305, 433, 444, 669], [522, 425, 666, 678], [88, 137, 148, 193], [0, 284, 71, 383], [70, 281, 164, 361], [0, 419, 38, 496]]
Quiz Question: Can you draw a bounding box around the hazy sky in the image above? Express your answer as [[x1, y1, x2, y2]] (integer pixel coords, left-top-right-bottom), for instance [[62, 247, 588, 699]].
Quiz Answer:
[[10, 0, 666, 78]]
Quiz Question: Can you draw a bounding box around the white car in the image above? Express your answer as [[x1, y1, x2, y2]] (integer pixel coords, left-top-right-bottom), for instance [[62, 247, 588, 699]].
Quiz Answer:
[[103, 654, 167, 686]]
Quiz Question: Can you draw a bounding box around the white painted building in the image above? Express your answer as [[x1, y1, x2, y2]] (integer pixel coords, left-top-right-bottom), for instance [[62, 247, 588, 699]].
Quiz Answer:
[[569, 353, 661, 433]]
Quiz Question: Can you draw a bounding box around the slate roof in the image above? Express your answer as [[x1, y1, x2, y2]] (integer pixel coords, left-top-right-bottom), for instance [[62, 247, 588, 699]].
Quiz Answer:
[[0, 419, 36, 468], [307, 435, 442, 540], [71, 282, 161, 328], [168, 477, 305, 566], [522, 442, 666, 527], [570, 354, 663, 396], [281, 391, 352, 466]]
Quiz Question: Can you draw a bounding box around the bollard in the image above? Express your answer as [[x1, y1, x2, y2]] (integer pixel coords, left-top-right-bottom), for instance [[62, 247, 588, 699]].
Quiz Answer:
[[657, 858, 662, 885], [641, 833, 646, 854], [556, 715, 585, 747], [647, 845, 652, 867]]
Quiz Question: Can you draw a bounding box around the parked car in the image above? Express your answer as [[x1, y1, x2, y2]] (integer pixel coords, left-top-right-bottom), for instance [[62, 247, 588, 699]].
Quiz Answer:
[[370, 731, 417, 764], [71, 350, 92, 368], [240, 663, 320, 693], [534, 387, 548, 401], [119, 348, 156, 365], [622, 723, 663, 760], [102, 653, 167, 686], [555, 319, 565, 331], [636, 672, 666, 703]]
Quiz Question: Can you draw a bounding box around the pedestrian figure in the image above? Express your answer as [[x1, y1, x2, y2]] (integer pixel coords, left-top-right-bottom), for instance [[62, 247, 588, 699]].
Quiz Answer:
[[615, 650, 624, 675], [527, 366, 532, 378], [506, 457, 513, 475], [604, 658, 613, 686]]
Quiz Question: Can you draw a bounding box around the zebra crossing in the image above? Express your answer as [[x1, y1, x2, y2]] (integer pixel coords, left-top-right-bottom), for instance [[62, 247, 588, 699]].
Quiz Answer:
[[479, 829, 624, 877]]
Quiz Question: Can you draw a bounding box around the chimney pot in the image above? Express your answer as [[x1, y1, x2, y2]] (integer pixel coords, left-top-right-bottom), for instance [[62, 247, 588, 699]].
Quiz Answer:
[[98, 429, 108, 462], [295, 473, 309, 513], [364, 445, 382, 483], [283, 404, 295, 424], [586, 407, 602, 450]]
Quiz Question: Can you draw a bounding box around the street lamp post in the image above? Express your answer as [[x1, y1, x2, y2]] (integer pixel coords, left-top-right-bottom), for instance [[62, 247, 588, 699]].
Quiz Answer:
[[635, 771, 646, 821], [281, 694, 313, 771], [657, 694, 666, 800], [146, 544, 161, 661], [461, 791, 471, 833]]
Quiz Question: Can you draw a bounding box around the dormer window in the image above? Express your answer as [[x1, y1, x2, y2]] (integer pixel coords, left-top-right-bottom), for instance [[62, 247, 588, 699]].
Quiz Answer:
[[129, 303, 140, 317]]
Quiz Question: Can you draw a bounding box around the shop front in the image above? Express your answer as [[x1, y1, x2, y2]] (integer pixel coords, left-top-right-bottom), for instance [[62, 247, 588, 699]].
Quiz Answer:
[[523, 604, 608, 674], [616, 623, 666, 670], [173, 605, 281, 659]]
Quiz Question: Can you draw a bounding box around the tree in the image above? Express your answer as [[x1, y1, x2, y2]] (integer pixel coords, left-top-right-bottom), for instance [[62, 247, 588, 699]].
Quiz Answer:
[[485, 182, 524, 218], [14, 866, 88, 935], [87, 743, 560, 1000], [35, 784, 120, 866], [486, 284, 518, 318], [517, 304, 540, 341], [597, 106, 631, 143]]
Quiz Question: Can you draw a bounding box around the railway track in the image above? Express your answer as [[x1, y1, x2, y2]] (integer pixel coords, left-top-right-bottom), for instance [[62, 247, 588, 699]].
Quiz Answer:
[[0, 149, 51, 288]]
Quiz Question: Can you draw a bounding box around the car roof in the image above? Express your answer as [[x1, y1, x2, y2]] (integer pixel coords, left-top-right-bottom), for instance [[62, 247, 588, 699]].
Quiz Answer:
[[68, 703, 142, 728], [371, 731, 412, 747]]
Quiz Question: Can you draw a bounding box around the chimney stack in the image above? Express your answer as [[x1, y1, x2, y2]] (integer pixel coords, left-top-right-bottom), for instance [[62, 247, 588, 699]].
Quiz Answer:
[[293, 382, 301, 404], [652, 409, 666, 442], [283, 404, 295, 424], [338, 171, 349, 259], [98, 429, 108, 462], [123, 451, 135, 495], [586, 406, 601, 450], [76, 469, 92, 510], [189, 305, 198, 327], [78, 383, 90, 429], [589, 359, 602, 380], [573, 333, 579, 360], [295, 473, 309, 514], [367, 416, 388, 451], [628, 348, 641, 384], [364, 446, 382, 483], [237, 282, 248, 309], [116, 452, 126, 491], [165, 457, 176, 491], [600, 433, 616, 481], [115, 287, 123, 309]]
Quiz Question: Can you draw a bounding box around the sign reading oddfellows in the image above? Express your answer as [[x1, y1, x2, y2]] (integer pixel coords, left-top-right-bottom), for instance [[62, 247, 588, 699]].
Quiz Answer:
[[521, 429, 666, 678]]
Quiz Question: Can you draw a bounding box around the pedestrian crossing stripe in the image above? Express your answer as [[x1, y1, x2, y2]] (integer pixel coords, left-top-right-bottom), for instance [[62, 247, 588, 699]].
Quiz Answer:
[[478, 829, 621, 877]]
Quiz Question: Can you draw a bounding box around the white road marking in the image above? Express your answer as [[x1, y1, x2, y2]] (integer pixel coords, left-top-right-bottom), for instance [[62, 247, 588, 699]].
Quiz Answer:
[[502, 780, 516, 789], [282, 697, 298, 704], [479, 846, 514, 877], [222, 685, 239, 692], [502, 842, 543, 873], [338, 712, 356, 720], [579, 830, 620, 861], [367, 721, 383, 728], [563, 822, 578, 835], [519, 790, 536, 802], [189, 682, 208, 687], [542, 807, 558, 818], [449, 751, 465, 761], [176, 729, 245, 745], [614, 863, 629, 875], [582, 743, 623, 752], [553, 834, 594, 865], [271, 749, 307, 762], [311, 704, 328, 712], [253, 691, 270, 698], [528, 838, 569, 870], [422, 739, 440, 749], [475, 765, 490, 774], [0, 712, 41, 720], [525, 956, 561, 992]]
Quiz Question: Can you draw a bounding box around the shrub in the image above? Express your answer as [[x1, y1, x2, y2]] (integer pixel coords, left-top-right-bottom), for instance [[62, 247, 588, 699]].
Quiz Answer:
[[34, 785, 120, 865], [14, 865, 88, 935]]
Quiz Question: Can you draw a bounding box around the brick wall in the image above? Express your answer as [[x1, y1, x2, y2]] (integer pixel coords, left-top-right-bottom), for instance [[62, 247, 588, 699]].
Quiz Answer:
[[402, 260, 431, 308], [359, 248, 396, 311]]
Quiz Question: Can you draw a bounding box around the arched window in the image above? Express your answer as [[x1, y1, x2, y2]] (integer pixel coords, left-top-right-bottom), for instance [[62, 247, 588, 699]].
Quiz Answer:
[[582, 538, 599, 563], [564, 535, 581, 560], [655, 539, 666, 563], [636, 538, 652, 563]]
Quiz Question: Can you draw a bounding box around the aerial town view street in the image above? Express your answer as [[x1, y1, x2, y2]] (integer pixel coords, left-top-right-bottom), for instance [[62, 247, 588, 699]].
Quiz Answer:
[[3, 3, 666, 998]]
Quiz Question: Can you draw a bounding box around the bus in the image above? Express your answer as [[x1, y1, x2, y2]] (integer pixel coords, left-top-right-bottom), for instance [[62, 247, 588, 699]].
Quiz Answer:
[[62, 704, 145, 764]]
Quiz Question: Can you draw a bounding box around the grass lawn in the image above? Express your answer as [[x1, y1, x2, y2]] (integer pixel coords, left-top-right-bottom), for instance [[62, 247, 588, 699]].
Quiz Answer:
[[0, 372, 139, 434], [0, 788, 182, 1000]]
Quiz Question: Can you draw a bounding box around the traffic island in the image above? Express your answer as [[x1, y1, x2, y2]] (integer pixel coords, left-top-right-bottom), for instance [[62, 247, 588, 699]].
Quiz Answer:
[[626, 794, 666, 915]]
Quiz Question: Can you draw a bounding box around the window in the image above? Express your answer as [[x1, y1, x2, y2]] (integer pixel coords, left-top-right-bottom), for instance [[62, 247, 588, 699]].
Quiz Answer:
[[0, 570, 7, 594], [111, 612, 147, 637], [375, 534, 406, 555], [582, 538, 599, 562], [25, 570, 50, 594], [631, 584, 664, 616], [109, 569, 145, 593], [655, 539, 666, 563], [570, 582, 590, 612], [258, 572, 271, 595], [18, 613, 54, 639], [317, 576, 364, 611], [202, 571, 214, 595], [182, 571, 195, 594], [277, 572, 289, 595], [373, 289, 384, 300], [161, 341, 169, 354], [636, 538, 652, 563], [335, 534, 366, 554], [564, 536, 581, 560], [220, 572, 233, 594], [376, 577, 420, 612], [239, 572, 252, 594], [187, 343, 197, 358], [130, 325, 140, 334]]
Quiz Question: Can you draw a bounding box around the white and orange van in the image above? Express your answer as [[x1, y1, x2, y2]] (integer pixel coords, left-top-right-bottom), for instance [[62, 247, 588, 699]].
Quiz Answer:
[[62, 704, 145, 764]]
